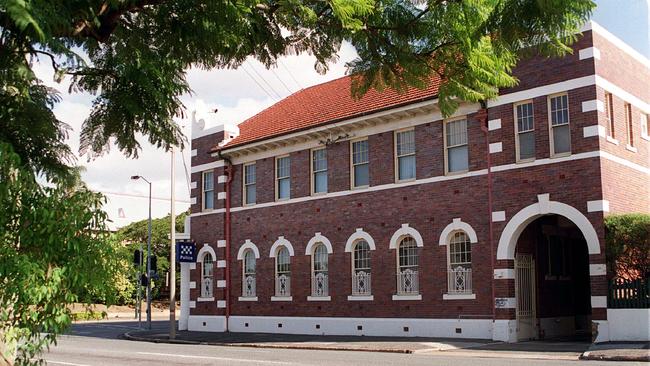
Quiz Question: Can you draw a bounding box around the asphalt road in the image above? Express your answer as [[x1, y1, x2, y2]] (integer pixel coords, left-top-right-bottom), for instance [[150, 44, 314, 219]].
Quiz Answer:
[[42, 321, 645, 366]]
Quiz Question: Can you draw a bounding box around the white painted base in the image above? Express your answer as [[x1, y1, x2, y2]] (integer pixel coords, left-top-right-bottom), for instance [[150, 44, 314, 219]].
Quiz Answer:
[[227, 316, 493, 339], [607, 309, 650, 341], [188, 315, 226, 332], [492, 319, 517, 342], [592, 320, 610, 343]]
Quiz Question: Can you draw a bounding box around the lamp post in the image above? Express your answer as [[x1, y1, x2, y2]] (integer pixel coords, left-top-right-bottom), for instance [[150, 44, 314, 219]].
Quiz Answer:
[[131, 175, 152, 330]]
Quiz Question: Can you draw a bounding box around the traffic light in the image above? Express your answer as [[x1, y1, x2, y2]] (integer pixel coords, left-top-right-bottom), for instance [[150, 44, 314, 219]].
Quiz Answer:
[[133, 249, 143, 267], [150, 255, 158, 274], [140, 273, 148, 286]]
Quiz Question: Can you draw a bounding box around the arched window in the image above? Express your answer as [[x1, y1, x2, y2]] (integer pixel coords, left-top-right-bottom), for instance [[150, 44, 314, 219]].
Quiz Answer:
[[311, 243, 329, 297], [201, 254, 214, 298], [397, 237, 419, 295], [447, 231, 472, 294], [275, 247, 291, 297], [352, 240, 371, 296], [242, 250, 256, 297]]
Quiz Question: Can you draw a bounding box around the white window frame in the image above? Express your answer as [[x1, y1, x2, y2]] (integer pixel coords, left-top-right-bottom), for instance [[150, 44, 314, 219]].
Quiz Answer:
[[548, 92, 572, 158], [274, 246, 291, 298], [201, 253, 214, 298], [350, 138, 369, 189], [275, 155, 291, 201], [641, 113, 649, 141], [202, 170, 214, 211], [443, 117, 469, 175], [243, 162, 256, 206], [311, 147, 328, 195], [395, 236, 419, 296], [514, 100, 535, 162], [351, 240, 372, 297], [625, 102, 634, 148], [446, 231, 473, 296], [605, 92, 615, 138], [310, 243, 329, 298], [241, 249, 256, 298], [394, 128, 416, 182]]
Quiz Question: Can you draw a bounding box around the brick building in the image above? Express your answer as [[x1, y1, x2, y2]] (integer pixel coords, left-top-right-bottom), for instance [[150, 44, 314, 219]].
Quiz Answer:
[[178, 22, 649, 343]]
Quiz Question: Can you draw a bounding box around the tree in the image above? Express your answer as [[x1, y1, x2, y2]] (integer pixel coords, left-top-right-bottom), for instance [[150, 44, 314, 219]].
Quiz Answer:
[[1, 0, 595, 181], [605, 214, 650, 280], [0, 143, 119, 366]]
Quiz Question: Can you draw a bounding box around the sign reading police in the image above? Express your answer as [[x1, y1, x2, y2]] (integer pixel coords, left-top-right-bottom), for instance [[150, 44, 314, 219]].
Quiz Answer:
[[176, 241, 196, 262]]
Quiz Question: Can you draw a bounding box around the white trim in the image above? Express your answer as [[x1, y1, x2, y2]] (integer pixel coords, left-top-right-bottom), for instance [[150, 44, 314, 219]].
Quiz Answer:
[[583, 125, 606, 138], [190, 150, 650, 218], [190, 149, 197, 157], [589, 21, 650, 70], [217, 280, 226, 288], [189, 263, 196, 270], [192, 123, 227, 139], [196, 243, 216, 263], [492, 211, 506, 222], [496, 194, 601, 260], [596, 76, 650, 114], [581, 100, 604, 112], [269, 236, 295, 257], [392, 294, 422, 301], [189, 281, 196, 289], [626, 144, 638, 153], [217, 175, 228, 184], [389, 224, 424, 249], [189, 301, 196, 309], [589, 264, 606, 276], [344, 228, 376, 252], [591, 296, 607, 308], [489, 142, 503, 154], [197, 297, 214, 302], [487, 75, 595, 108], [217, 240, 226, 248], [494, 297, 517, 309], [217, 192, 227, 200], [347, 295, 374, 301], [190, 181, 197, 190], [217, 300, 226, 308], [216, 260, 226, 268], [438, 218, 478, 246], [578, 47, 601, 60], [606, 135, 620, 145], [307, 296, 331, 301], [488, 119, 501, 131], [587, 200, 610, 213], [238, 296, 258, 302], [271, 296, 293, 302], [494, 269, 515, 279], [305, 232, 333, 255], [443, 293, 476, 300], [191, 160, 224, 174], [187, 315, 226, 332], [190, 197, 197, 205], [236, 239, 260, 260]]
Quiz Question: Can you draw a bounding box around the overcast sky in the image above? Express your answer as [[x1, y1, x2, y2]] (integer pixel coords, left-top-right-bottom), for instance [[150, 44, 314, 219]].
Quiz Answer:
[[33, 0, 649, 230]]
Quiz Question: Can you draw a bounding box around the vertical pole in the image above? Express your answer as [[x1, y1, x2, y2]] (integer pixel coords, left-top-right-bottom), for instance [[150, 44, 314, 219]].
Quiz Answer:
[[138, 242, 142, 328], [170, 148, 177, 339], [146, 181, 152, 329]]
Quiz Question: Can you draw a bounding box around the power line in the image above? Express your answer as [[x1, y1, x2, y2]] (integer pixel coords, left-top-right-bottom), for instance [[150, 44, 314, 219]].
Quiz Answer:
[[240, 62, 280, 101], [101, 190, 191, 203], [279, 58, 304, 90], [245, 60, 284, 99], [270, 67, 295, 95]]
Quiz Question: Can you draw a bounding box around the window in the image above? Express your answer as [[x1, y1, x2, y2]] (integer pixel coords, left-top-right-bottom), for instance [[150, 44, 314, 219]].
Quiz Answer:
[[641, 113, 649, 139], [243, 163, 256, 205], [242, 250, 256, 297], [201, 254, 214, 298], [515, 101, 535, 161], [275, 247, 291, 297], [312, 148, 327, 194], [445, 119, 469, 173], [311, 244, 329, 297], [396, 237, 419, 295], [351, 139, 369, 188], [625, 103, 634, 147], [352, 240, 371, 296], [395, 129, 416, 181], [447, 232, 472, 294], [276, 156, 290, 200], [202, 171, 214, 210], [605, 92, 614, 138], [549, 94, 571, 156]]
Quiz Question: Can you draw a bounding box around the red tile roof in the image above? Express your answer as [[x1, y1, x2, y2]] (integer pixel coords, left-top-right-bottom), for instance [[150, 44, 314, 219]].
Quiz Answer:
[[216, 74, 440, 151]]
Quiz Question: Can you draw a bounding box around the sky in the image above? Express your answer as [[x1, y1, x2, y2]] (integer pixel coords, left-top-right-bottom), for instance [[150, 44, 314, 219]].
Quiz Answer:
[[33, 0, 650, 230]]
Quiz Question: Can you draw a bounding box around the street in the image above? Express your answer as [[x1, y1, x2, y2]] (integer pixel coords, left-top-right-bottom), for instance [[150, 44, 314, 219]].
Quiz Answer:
[[42, 321, 646, 366]]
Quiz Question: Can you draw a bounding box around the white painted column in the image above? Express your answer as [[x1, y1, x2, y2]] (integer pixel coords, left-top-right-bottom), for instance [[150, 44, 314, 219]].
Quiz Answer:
[[179, 262, 190, 330]]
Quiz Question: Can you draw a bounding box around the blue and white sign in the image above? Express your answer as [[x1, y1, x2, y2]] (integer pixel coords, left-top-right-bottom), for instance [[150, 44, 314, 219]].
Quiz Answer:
[[176, 241, 196, 262]]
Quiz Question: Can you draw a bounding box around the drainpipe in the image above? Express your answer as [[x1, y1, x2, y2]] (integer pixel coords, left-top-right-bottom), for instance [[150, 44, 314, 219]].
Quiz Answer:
[[219, 151, 234, 332], [478, 101, 497, 322]]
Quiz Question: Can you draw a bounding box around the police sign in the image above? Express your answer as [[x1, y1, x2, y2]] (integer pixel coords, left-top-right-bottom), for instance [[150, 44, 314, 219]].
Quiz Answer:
[[176, 241, 196, 262]]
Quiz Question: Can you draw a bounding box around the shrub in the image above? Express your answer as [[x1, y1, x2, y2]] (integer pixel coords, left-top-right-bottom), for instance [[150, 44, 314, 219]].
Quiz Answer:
[[605, 214, 650, 279]]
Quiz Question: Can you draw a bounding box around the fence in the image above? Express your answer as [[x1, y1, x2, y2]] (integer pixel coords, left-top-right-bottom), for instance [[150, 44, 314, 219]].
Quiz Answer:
[[608, 277, 649, 308]]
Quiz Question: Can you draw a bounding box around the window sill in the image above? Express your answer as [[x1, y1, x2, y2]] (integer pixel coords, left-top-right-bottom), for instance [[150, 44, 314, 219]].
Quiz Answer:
[[243, 202, 256, 207], [395, 178, 416, 184], [307, 296, 331, 301], [626, 145, 638, 153], [197, 297, 214, 302], [351, 185, 369, 191], [641, 134, 650, 142], [271, 296, 293, 301], [347, 295, 374, 301], [516, 158, 535, 164], [311, 192, 328, 197], [392, 294, 422, 301], [443, 293, 476, 300], [275, 197, 290, 202], [445, 169, 469, 177], [606, 136, 619, 145], [550, 152, 571, 159], [238, 296, 258, 301]]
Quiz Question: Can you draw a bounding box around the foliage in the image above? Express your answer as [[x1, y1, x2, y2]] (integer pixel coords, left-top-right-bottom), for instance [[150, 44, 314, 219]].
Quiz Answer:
[[605, 214, 650, 280], [0, 143, 119, 366], [70, 311, 107, 322], [1, 0, 595, 182]]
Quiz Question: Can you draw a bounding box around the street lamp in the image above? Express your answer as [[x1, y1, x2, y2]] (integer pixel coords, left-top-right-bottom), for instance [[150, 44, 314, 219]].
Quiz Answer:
[[131, 175, 152, 330]]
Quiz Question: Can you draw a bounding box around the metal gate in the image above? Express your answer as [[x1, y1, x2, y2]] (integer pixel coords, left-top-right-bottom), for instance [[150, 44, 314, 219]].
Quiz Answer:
[[515, 254, 537, 340]]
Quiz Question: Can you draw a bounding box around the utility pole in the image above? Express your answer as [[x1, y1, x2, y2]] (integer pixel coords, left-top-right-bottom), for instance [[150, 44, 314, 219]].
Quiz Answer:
[[170, 148, 177, 339], [131, 175, 152, 330]]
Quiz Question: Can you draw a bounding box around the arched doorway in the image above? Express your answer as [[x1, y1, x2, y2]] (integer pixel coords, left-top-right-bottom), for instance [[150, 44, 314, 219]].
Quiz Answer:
[[514, 215, 592, 341]]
